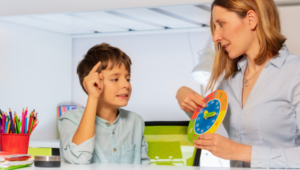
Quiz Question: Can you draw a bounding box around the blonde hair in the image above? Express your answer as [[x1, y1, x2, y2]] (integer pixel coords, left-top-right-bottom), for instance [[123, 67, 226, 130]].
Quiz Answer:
[[206, 0, 286, 91]]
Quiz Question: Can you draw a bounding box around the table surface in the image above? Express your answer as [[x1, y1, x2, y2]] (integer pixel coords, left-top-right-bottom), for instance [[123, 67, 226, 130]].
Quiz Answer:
[[21, 161, 298, 170], [29, 140, 60, 148]]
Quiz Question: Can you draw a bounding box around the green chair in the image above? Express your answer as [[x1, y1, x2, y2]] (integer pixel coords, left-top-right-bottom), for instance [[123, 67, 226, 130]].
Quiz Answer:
[[144, 121, 201, 166]]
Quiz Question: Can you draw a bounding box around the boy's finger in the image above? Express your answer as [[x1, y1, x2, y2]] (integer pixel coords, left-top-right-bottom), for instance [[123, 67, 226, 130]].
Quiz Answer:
[[94, 78, 102, 90], [99, 73, 104, 80], [89, 62, 101, 75]]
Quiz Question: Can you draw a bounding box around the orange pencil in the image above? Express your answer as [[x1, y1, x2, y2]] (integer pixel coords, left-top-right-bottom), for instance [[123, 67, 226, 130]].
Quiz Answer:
[[32, 114, 37, 126], [6, 121, 10, 134], [31, 121, 39, 134]]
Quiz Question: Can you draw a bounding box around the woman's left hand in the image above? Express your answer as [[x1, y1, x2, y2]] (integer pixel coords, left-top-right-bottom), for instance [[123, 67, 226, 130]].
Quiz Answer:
[[194, 133, 251, 162]]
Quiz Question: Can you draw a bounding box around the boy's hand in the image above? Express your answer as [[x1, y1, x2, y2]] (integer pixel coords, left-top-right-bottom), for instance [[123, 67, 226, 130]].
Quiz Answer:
[[83, 62, 104, 99]]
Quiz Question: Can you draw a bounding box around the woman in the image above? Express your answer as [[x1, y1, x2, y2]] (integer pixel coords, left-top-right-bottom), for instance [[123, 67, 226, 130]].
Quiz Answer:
[[176, 0, 300, 168]]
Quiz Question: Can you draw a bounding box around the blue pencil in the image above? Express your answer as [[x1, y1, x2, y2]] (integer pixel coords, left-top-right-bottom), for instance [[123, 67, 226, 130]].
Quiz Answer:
[[25, 117, 27, 134], [4, 117, 8, 134]]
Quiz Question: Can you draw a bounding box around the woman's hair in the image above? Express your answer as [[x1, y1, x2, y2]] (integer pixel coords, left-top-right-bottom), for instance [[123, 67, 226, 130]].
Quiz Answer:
[[206, 0, 286, 91]]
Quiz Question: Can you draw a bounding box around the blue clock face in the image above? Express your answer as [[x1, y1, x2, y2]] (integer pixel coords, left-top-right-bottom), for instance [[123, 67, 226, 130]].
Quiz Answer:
[[194, 99, 221, 134]]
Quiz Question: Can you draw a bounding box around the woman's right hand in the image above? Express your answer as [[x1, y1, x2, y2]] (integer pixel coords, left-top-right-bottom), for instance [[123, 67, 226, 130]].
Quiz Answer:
[[176, 86, 207, 113], [83, 61, 104, 99]]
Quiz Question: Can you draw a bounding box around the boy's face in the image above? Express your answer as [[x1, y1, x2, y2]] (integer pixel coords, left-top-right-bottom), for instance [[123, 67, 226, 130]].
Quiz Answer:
[[99, 63, 132, 108]]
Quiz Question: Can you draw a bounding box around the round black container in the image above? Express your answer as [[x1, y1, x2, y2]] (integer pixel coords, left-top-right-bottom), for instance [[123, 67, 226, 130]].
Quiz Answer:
[[34, 156, 61, 167]]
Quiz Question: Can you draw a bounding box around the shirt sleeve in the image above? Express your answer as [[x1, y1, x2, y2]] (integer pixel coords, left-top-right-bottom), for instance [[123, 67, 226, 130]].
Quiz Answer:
[[140, 135, 150, 165], [251, 71, 300, 169], [184, 111, 193, 119], [140, 119, 150, 165], [59, 118, 95, 164]]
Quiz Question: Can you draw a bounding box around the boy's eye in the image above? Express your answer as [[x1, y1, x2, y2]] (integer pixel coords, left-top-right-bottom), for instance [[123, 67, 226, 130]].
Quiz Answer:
[[127, 79, 131, 82], [111, 79, 118, 82], [219, 22, 224, 27]]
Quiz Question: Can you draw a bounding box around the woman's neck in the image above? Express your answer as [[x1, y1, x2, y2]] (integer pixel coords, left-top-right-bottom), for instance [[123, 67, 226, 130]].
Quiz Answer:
[[96, 102, 118, 125], [244, 39, 267, 73]]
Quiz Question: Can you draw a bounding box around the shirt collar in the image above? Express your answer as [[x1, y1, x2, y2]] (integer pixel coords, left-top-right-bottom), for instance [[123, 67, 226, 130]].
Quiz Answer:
[[268, 45, 289, 69], [95, 108, 122, 128], [237, 55, 248, 71], [237, 45, 289, 70]]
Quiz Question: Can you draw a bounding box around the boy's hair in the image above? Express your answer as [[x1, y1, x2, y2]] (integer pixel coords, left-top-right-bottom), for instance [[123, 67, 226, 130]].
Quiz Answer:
[[77, 43, 132, 94]]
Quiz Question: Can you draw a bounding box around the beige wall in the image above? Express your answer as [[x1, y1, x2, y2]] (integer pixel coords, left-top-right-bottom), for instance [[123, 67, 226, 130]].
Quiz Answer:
[[278, 5, 300, 55]]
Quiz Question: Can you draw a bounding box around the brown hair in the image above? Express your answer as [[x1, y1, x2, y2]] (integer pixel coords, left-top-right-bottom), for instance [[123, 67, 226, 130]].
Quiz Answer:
[[77, 43, 132, 94], [207, 0, 286, 91]]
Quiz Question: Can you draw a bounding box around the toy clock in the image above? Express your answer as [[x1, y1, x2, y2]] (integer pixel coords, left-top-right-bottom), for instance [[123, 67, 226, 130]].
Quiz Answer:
[[187, 90, 228, 143]]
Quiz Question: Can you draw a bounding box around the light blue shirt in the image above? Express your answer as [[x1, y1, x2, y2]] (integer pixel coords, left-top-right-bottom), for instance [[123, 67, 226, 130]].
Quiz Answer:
[[218, 45, 300, 168], [58, 108, 150, 165]]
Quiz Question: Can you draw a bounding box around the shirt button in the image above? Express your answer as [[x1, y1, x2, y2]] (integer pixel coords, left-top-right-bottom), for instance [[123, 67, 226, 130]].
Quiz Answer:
[[112, 131, 115, 134], [113, 148, 116, 152], [106, 122, 110, 125]]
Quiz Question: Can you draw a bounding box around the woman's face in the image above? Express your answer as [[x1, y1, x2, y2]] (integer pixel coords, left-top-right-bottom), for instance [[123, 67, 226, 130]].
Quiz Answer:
[[212, 5, 257, 59]]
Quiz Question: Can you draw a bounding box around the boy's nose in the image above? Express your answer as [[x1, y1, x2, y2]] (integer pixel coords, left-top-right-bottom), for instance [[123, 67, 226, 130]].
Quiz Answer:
[[122, 79, 130, 89]]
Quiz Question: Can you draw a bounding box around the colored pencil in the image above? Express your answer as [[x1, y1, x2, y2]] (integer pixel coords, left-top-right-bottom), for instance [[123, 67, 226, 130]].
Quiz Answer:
[[21, 108, 24, 134], [4, 117, 8, 134], [24, 107, 28, 117], [13, 117, 15, 134], [6, 121, 10, 134], [29, 115, 34, 134], [9, 109, 15, 133], [31, 121, 39, 134], [2, 112, 5, 134], [0, 110, 2, 133], [18, 117, 21, 133], [25, 116, 27, 134], [14, 112, 19, 134], [27, 112, 33, 134]]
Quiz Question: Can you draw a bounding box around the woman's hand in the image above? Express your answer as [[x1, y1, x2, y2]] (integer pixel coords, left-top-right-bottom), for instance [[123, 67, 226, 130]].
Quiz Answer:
[[194, 133, 252, 162], [176, 86, 206, 113], [83, 62, 104, 99]]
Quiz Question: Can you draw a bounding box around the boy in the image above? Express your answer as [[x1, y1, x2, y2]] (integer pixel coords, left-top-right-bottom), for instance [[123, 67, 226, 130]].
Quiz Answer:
[[58, 43, 150, 164]]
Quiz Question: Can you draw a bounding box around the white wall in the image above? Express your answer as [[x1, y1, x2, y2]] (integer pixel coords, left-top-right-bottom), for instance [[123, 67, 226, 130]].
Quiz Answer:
[[278, 5, 300, 56], [72, 31, 212, 121], [0, 0, 213, 17], [0, 21, 72, 140]]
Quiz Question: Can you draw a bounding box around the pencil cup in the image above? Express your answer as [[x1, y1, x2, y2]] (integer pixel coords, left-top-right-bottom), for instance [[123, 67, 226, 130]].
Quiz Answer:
[[0, 133, 30, 154]]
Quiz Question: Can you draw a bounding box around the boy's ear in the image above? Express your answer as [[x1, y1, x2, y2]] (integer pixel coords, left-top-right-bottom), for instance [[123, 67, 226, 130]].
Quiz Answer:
[[83, 81, 87, 92]]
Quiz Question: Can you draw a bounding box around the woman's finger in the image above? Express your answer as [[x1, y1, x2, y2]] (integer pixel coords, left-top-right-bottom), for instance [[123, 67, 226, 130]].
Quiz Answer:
[[191, 93, 206, 108], [182, 103, 196, 113], [199, 133, 216, 140], [194, 139, 213, 146]]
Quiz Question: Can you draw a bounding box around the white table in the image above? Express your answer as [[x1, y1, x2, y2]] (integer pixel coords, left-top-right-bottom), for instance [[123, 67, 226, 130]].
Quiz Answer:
[[29, 140, 60, 148], [21, 161, 295, 170]]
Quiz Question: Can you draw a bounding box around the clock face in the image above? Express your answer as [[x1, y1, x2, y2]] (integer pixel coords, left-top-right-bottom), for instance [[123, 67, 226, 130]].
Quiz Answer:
[[187, 90, 228, 143], [194, 99, 220, 134]]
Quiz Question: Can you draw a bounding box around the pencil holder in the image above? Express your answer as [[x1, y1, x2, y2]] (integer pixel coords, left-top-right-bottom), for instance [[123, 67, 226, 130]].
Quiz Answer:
[[0, 133, 30, 154]]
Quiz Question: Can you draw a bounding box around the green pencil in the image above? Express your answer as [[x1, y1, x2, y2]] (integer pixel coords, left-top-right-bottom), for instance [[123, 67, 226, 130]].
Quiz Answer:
[[14, 112, 20, 134]]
